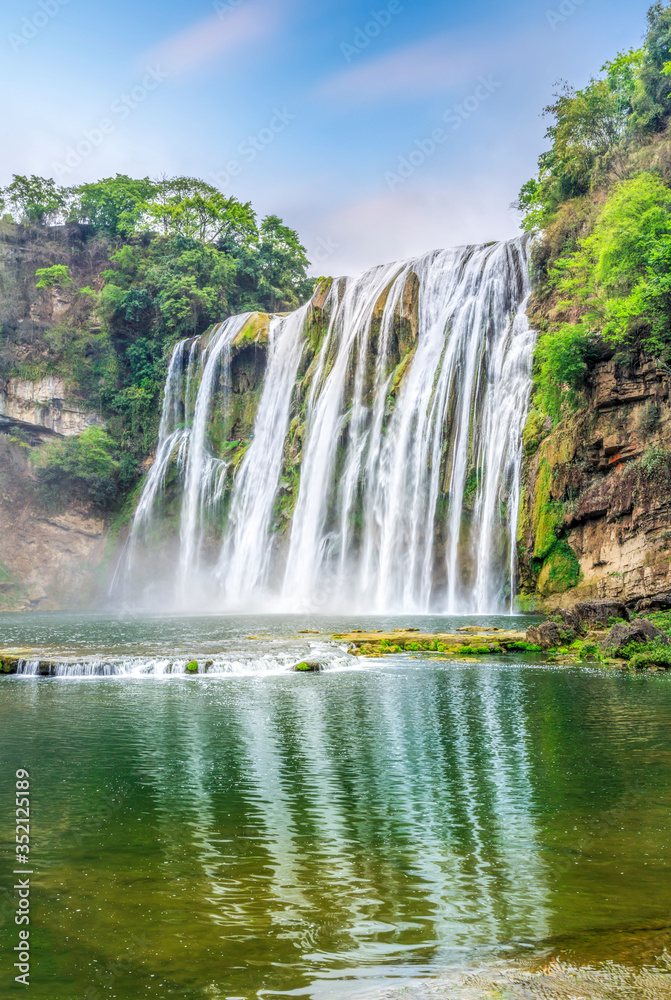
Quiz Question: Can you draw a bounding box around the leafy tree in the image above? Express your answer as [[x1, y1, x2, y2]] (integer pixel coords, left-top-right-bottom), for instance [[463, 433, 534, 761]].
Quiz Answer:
[[632, 2, 671, 131], [142, 177, 257, 246], [4, 175, 68, 225], [70, 174, 158, 237], [35, 264, 72, 290]]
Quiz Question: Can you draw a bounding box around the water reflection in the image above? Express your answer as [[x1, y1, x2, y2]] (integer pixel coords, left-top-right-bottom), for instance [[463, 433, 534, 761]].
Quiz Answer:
[[0, 659, 670, 1000]]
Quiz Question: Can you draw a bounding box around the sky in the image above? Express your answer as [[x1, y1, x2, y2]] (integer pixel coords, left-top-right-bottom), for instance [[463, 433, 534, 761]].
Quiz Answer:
[[0, 0, 654, 275]]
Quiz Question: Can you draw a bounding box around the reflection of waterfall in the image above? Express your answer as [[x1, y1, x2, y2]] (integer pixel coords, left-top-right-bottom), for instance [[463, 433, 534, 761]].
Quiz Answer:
[[116, 238, 534, 613], [104, 662, 551, 989]]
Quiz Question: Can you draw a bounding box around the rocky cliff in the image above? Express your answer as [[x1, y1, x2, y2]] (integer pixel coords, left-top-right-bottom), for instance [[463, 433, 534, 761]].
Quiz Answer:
[[0, 435, 107, 611], [518, 357, 671, 610]]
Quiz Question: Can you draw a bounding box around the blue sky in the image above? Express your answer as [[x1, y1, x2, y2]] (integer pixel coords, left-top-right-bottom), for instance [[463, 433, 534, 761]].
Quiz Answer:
[[0, 0, 653, 274]]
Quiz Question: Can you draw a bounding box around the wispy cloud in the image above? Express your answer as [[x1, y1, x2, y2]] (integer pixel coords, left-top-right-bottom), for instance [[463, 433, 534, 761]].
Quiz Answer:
[[147, 0, 278, 76], [315, 24, 538, 105], [305, 179, 521, 276]]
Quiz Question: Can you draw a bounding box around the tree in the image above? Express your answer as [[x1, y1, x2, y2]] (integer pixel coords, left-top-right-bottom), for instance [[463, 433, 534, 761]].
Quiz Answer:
[[35, 264, 72, 290], [254, 215, 313, 310], [633, 1, 671, 132], [4, 175, 68, 225], [142, 177, 257, 246], [71, 174, 158, 237]]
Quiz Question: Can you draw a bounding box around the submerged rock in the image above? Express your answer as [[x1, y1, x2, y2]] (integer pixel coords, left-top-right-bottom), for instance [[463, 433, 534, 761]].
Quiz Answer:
[[600, 620, 669, 657]]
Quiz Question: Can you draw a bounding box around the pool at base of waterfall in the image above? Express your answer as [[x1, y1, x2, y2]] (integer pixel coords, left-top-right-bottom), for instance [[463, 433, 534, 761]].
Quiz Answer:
[[1, 612, 670, 999]]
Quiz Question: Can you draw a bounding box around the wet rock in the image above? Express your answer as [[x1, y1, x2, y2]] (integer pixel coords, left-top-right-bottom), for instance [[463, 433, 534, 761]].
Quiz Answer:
[[600, 620, 669, 656], [292, 661, 323, 673], [573, 600, 630, 628], [526, 621, 576, 650], [186, 661, 199, 674], [0, 656, 19, 674], [634, 593, 671, 614]]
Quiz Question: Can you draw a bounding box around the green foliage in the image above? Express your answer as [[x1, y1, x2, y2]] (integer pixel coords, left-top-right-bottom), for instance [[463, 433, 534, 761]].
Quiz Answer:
[[631, 3, 671, 132], [142, 177, 256, 246], [628, 639, 671, 669], [71, 174, 157, 237], [576, 640, 600, 660], [642, 609, 671, 634], [4, 174, 68, 225], [531, 171, 671, 418], [1, 169, 315, 511], [533, 323, 599, 421], [33, 427, 120, 511], [35, 264, 72, 290]]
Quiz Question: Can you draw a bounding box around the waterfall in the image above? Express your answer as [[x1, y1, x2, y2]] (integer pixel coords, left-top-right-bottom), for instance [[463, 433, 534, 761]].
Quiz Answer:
[[116, 237, 534, 613], [217, 306, 308, 605], [178, 316, 249, 598]]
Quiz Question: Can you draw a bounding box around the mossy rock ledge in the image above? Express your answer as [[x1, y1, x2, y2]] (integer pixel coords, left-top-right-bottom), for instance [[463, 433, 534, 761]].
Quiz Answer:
[[292, 661, 324, 672], [333, 630, 534, 657]]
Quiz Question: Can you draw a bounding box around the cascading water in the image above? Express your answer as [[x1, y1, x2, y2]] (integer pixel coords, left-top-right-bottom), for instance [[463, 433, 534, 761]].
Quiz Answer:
[[116, 237, 535, 613]]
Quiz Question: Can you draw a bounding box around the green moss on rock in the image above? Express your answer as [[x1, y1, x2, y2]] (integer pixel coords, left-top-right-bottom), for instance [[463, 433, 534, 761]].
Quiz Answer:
[[537, 540, 582, 596]]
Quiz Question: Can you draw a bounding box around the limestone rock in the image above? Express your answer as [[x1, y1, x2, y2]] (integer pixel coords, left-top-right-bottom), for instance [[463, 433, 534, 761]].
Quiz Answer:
[[573, 600, 630, 628], [552, 608, 587, 636], [600, 620, 669, 656], [1, 376, 100, 436], [635, 593, 671, 614], [593, 359, 670, 410], [527, 621, 575, 650]]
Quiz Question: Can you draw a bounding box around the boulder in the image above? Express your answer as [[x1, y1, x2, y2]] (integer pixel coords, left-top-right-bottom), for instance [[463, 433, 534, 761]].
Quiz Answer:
[[527, 621, 576, 650], [600, 620, 670, 657], [552, 608, 587, 636], [292, 661, 323, 673], [635, 593, 671, 614], [573, 600, 630, 628]]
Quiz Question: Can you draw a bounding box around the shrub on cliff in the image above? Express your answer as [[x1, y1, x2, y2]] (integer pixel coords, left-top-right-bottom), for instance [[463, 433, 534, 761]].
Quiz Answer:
[[520, 2, 671, 423], [33, 426, 120, 511]]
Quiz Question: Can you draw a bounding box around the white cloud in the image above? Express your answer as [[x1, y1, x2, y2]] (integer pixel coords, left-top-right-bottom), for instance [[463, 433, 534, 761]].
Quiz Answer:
[[146, 0, 278, 76], [317, 29, 504, 104]]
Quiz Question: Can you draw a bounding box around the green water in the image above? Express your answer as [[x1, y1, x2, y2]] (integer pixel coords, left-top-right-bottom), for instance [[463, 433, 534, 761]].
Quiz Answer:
[[1, 615, 670, 998]]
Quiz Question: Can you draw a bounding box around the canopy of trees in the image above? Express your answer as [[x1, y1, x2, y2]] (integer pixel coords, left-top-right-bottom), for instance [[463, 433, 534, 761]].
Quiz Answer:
[[520, 2, 671, 422]]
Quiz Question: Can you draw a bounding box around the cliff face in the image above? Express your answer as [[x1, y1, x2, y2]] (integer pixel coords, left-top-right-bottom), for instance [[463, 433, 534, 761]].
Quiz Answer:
[[0, 223, 114, 610], [0, 436, 107, 611], [519, 358, 671, 610]]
